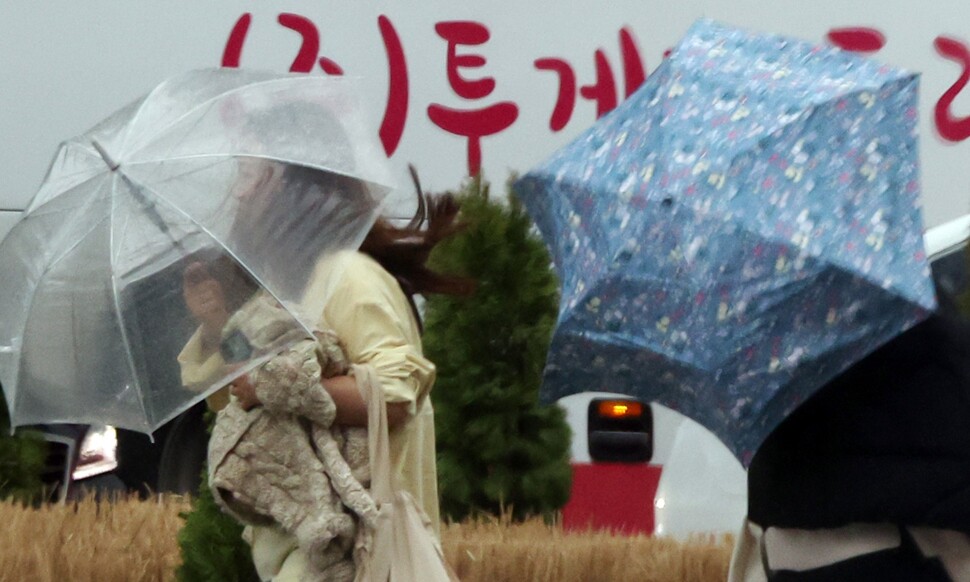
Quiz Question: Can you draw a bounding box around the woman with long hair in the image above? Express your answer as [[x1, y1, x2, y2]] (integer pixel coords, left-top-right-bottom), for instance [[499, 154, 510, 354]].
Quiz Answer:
[[186, 159, 473, 581]]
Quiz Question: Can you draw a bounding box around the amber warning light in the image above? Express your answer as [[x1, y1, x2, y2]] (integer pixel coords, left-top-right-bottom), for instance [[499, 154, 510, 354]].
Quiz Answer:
[[597, 400, 643, 419]]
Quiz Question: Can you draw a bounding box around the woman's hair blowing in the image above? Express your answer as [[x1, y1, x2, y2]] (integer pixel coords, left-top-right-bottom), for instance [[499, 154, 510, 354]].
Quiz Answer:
[[359, 167, 475, 298]]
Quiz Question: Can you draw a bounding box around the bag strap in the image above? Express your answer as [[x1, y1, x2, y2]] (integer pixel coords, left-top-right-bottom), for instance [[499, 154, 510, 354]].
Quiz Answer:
[[353, 363, 396, 503]]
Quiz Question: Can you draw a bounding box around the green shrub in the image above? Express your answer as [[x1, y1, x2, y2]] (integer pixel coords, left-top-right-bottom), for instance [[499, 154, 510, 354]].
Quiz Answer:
[[0, 393, 47, 503], [425, 176, 572, 522], [175, 410, 259, 582]]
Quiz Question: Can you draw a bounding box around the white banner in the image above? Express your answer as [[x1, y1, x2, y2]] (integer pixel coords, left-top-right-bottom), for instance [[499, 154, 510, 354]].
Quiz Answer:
[[3, 1, 970, 227]]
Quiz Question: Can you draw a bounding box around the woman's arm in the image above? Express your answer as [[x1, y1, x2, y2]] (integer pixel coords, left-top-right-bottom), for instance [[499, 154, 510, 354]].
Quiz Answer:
[[229, 373, 409, 429], [322, 375, 409, 428]]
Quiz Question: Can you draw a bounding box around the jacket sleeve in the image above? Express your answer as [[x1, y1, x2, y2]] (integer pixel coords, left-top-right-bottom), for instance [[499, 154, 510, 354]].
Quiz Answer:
[[177, 328, 231, 411], [322, 255, 436, 415]]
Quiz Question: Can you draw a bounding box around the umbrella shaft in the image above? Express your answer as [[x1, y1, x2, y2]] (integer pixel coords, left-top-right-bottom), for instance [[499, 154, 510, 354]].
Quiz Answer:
[[91, 139, 120, 172]]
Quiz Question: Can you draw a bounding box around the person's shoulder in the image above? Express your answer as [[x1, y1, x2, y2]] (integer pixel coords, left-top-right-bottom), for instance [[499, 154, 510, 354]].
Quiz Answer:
[[325, 250, 389, 280], [331, 249, 381, 269], [320, 250, 396, 296]]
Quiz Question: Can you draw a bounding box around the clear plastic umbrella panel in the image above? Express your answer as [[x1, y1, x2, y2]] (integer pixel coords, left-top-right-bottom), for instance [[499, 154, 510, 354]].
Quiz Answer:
[[516, 20, 937, 465], [0, 69, 393, 434]]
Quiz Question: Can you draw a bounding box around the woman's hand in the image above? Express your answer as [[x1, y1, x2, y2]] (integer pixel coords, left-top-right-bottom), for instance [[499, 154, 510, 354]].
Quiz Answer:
[[229, 374, 261, 411]]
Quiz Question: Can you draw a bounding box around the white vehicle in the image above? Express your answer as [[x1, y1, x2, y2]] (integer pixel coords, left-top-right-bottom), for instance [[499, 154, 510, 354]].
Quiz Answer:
[[558, 213, 969, 538], [558, 392, 746, 538]]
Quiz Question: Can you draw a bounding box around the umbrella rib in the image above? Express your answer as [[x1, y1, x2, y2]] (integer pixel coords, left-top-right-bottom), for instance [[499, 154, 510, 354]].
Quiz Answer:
[[719, 79, 917, 271], [121, 75, 321, 160], [24, 141, 103, 213], [721, 78, 915, 179], [19, 169, 110, 221], [741, 321, 892, 454], [108, 176, 155, 434], [696, 96, 923, 306], [9, 210, 111, 428], [127, 153, 391, 189], [121, 155, 227, 191], [119, 171, 317, 340]]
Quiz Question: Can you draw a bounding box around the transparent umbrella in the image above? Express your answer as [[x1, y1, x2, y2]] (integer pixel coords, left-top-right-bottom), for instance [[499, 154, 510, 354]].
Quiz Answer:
[[0, 68, 393, 434]]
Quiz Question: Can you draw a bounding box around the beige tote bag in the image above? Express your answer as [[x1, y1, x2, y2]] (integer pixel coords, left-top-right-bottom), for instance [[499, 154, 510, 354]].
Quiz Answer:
[[352, 364, 459, 582]]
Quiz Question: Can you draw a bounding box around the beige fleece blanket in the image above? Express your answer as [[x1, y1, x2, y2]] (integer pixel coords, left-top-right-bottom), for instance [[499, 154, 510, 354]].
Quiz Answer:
[[207, 294, 377, 582]]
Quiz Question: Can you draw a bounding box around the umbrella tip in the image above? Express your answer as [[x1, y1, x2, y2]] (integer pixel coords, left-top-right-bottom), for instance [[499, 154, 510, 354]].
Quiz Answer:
[[91, 139, 120, 172]]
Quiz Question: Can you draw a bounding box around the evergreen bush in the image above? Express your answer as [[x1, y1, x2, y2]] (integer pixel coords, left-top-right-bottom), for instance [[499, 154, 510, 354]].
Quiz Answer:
[[424, 176, 572, 522], [175, 411, 259, 582], [0, 390, 47, 503]]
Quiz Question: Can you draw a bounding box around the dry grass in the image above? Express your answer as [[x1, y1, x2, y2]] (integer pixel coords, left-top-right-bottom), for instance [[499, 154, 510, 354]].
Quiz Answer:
[[0, 497, 733, 582], [442, 515, 734, 582], [0, 495, 191, 582]]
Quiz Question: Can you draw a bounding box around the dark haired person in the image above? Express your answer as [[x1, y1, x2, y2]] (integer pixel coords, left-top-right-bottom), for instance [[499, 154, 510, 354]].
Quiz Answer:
[[181, 158, 472, 581], [729, 291, 970, 582]]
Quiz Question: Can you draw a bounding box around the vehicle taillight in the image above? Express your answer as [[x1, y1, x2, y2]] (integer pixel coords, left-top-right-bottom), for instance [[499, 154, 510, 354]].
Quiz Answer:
[[597, 400, 644, 419], [587, 397, 652, 463]]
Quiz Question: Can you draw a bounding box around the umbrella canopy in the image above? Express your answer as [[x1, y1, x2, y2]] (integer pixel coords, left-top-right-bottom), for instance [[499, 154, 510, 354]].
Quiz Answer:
[[515, 20, 936, 464], [0, 68, 393, 434]]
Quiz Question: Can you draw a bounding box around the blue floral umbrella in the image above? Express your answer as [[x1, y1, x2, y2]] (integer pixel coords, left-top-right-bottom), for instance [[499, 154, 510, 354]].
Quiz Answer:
[[515, 20, 937, 465]]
